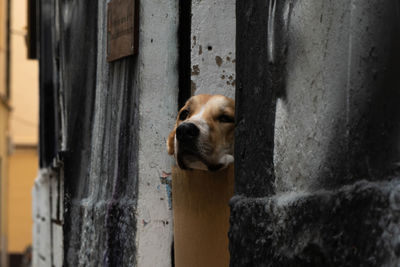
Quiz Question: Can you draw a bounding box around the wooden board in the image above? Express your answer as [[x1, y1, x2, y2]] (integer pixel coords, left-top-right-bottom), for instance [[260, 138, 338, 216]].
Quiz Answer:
[[172, 164, 234, 267], [107, 0, 138, 61]]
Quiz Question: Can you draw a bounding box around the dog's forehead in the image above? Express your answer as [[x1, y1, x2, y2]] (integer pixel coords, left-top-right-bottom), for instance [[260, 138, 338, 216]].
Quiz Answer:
[[206, 95, 234, 111], [189, 95, 233, 114], [186, 94, 212, 112]]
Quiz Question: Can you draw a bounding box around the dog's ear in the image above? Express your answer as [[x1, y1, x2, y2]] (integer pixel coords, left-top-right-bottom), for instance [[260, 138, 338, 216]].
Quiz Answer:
[[167, 128, 175, 155]]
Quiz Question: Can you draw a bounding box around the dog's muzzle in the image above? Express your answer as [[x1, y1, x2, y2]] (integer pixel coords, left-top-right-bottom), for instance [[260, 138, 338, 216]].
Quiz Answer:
[[176, 122, 200, 145], [176, 122, 201, 169], [176, 122, 224, 172]]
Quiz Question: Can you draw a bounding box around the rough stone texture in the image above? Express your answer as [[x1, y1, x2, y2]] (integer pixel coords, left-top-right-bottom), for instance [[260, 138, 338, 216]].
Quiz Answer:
[[60, 0, 178, 265], [191, 0, 236, 98], [231, 0, 400, 266], [274, 0, 400, 192], [230, 180, 400, 267], [234, 0, 277, 197]]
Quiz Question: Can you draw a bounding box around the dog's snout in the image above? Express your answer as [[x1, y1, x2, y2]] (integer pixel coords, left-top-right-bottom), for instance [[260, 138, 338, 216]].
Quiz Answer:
[[176, 122, 200, 142]]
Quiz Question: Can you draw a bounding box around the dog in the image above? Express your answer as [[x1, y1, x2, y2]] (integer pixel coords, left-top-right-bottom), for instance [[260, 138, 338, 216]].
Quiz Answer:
[[167, 94, 235, 171]]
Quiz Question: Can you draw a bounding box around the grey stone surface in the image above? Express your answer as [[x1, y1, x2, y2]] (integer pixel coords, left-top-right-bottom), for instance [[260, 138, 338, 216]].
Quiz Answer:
[[191, 0, 236, 98], [230, 179, 400, 267], [32, 170, 53, 267], [232, 0, 400, 266], [55, 0, 177, 266], [234, 0, 277, 197], [135, 1, 178, 266], [274, 0, 400, 192]]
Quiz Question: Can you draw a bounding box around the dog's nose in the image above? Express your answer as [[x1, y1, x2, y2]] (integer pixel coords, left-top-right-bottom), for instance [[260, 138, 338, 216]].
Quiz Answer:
[[176, 122, 200, 142]]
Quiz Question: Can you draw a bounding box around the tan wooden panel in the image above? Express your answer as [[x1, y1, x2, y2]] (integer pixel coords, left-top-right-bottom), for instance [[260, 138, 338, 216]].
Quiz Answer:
[[173, 164, 234, 267]]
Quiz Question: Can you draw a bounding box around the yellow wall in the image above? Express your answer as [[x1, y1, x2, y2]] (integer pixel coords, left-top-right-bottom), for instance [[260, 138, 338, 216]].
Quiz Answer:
[[0, 102, 9, 267], [10, 0, 38, 145], [0, 0, 7, 97], [8, 147, 37, 253], [0, 0, 10, 264], [7, 0, 39, 256]]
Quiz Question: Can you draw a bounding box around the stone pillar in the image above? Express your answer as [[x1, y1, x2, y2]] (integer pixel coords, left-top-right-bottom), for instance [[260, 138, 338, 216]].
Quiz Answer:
[[230, 0, 400, 266]]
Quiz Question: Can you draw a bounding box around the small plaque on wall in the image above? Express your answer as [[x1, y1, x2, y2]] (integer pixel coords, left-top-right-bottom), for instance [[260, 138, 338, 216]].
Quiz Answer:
[[107, 0, 138, 62]]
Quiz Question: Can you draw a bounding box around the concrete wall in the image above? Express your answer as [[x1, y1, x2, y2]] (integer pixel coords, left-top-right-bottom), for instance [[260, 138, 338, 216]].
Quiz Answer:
[[32, 168, 62, 267], [191, 0, 235, 98], [32, 0, 400, 266], [230, 0, 400, 266], [274, 0, 400, 192], [134, 1, 178, 265], [33, 0, 178, 266]]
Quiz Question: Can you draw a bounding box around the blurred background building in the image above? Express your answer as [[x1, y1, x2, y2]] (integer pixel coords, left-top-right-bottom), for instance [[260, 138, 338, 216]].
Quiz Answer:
[[0, 0, 11, 265], [0, 0, 38, 266]]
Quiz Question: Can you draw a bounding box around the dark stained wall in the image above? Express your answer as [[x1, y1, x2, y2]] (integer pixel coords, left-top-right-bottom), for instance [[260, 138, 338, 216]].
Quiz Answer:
[[37, 0, 179, 265], [38, 0, 60, 168], [230, 0, 400, 266], [58, 1, 139, 266], [38, 0, 140, 265]]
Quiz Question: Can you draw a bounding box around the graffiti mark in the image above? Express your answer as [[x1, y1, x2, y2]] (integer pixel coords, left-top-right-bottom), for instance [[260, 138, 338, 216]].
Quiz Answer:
[[160, 171, 173, 209]]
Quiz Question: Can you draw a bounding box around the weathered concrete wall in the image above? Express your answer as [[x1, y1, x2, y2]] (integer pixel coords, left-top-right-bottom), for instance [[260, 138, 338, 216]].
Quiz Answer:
[[231, 0, 400, 266], [32, 168, 63, 267], [34, 0, 178, 266], [230, 180, 400, 266], [135, 1, 178, 266], [191, 0, 236, 98], [61, 0, 178, 266], [32, 0, 64, 265], [274, 0, 400, 192]]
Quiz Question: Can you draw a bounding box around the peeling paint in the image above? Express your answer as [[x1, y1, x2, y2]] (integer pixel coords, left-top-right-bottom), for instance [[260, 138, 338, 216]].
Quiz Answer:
[[191, 65, 200, 75], [191, 80, 197, 94], [160, 172, 173, 210], [191, 0, 235, 98], [215, 56, 223, 67]]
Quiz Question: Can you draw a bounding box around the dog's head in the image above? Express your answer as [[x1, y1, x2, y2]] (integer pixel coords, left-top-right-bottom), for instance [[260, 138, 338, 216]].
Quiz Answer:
[[167, 94, 235, 171]]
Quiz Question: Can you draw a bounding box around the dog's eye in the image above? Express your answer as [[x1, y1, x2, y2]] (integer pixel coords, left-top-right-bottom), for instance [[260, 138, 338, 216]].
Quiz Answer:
[[218, 115, 234, 123], [179, 109, 189, 121]]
